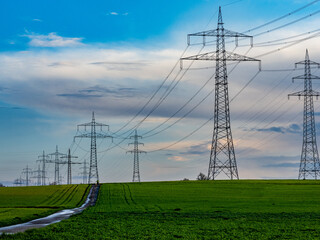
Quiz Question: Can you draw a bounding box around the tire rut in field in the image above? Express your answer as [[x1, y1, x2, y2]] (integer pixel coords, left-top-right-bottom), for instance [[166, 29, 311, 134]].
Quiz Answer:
[[60, 185, 79, 206], [122, 185, 130, 206], [125, 184, 137, 205], [48, 186, 73, 206]]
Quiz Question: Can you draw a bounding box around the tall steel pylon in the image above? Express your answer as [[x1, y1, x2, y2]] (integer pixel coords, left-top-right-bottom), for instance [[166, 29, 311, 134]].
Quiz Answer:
[[75, 112, 112, 184], [37, 151, 50, 185], [289, 49, 320, 180], [181, 7, 260, 180], [22, 165, 32, 186], [61, 149, 80, 185], [31, 165, 42, 186], [80, 159, 88, 184], [48, 146, 66, 185], [127, 130, 146, 182]]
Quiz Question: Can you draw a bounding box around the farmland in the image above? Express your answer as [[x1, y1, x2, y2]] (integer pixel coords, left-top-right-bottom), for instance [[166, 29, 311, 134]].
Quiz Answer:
[[2, 180, 320, 239], [0, 184, 89, 228]]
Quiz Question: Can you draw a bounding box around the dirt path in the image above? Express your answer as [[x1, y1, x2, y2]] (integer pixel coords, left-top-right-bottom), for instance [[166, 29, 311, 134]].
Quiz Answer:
[[0, 184, 100, 234]]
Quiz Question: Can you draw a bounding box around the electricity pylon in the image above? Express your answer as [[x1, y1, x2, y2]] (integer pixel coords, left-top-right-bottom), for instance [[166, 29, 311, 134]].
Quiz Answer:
[[31, 165, 42, 186], [48, 146, 66, 185], [289, 49, 320, 180], [13, 176, 23, 186], [75, 112, 112, 184], [61, 149, 80, 185], [37, 151, 50, 185], [127, 130, 146, 182], [180, 7, 260, 180], [80, 159, 88, 184], [22, 165, 32, 186]]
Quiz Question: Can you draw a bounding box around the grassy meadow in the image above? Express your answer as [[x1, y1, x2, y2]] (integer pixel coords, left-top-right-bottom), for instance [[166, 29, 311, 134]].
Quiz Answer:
[[2, 180, 320, 239], [0, 184, 90, 227]]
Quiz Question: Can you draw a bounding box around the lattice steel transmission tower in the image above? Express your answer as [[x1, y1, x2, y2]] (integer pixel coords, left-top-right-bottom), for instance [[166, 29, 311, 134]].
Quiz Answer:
[[289, 49, 320, 180], [32, 165, 42, 186], [22, 165, 32, 186], [127, 130, 146, 182], [48, 146, 66, 185], [181, 7, 260, 180], [37, 151, 50, 185], [75, 112, 112, 183], [61, 149, 80, 185], [80, 159, 88, 184]]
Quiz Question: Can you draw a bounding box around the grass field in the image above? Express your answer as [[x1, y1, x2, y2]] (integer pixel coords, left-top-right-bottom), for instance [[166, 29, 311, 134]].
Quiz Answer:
[[0, 184, 90, 227], [2, 180, 320, 239]]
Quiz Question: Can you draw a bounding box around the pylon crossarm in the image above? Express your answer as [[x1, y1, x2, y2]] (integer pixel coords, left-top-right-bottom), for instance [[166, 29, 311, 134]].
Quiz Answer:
[[295, 60, 320, 67], [293, 75, 320, 81], [181, 51, 258, 61], [187, 29, 252, 45], [289, 90, 320, 98]]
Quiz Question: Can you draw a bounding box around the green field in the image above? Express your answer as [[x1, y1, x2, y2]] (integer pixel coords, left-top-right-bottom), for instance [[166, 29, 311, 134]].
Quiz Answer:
[[0, 184, 90, 227], [2, 180, 320, 239]]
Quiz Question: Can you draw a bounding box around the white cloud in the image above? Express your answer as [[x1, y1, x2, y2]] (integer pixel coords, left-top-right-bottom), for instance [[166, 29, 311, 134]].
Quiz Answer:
[[24, 32, 84, 47], [32, 19, 42, 22], [109, 12, 119, 16], [168, 156, 189, 162]]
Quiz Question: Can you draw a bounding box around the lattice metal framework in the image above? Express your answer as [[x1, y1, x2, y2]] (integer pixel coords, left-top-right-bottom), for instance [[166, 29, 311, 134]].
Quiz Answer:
[[48, 145, 66, 185], [31, 165, 42, 186], [181, 7, 260, 180], [61, 149, 79, 185], [37, 151, 50, 185], [127, 130, 146, 182], [22, 165, 32, 186], [75, 112, 112, 184], [289, 49, 320, 180], [80, 159, 88, 184]]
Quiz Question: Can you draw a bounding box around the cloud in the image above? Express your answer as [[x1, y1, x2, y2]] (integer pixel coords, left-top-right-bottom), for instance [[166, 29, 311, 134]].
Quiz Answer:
[[57, 93, 103, 98], [24, 32, 84, 47], [32, 19, 42, 22], [168, 156, 189, 162], [108, 12, 119, 16], [250, 124, 301, 134], [107, 12, 128, 16], [263, 162, 300, 168], [57, 85, 144, 99], [180, 141, 210, 155]]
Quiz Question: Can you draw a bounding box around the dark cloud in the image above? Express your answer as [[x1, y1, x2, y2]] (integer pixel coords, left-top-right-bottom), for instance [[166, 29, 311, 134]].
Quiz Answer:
[[180, 142, 209, 155], [57, 93, 103, 98], [58, 85, 143, 99], [251, 123, 301, 134], [90, 61, 148, 70], [263, 162, 300, 168]]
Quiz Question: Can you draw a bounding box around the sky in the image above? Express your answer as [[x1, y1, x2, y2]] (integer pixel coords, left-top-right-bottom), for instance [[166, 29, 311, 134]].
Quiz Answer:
[[1, 0, 320, 185]]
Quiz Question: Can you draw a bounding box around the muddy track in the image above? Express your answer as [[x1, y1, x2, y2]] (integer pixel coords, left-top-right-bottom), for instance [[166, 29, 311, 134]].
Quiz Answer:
[[0, 184, 100, 234]]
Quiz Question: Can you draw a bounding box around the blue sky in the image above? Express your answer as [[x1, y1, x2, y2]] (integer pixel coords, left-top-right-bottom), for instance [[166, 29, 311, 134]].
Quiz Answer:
[[1, 0, 320, 185]]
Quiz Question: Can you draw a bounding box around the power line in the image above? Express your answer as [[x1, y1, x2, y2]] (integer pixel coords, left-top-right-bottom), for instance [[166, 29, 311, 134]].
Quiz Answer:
[[245, 0, 320, 33], [113, 46, 189, 134]]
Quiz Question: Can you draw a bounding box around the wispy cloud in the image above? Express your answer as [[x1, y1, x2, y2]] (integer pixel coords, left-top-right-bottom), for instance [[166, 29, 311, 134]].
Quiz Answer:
[[107, 11, 129, 16], [168, 156, 189, 162], [250, 124, 301, 134], [32, 19, 42, 22], [24, 32, 84, 47]]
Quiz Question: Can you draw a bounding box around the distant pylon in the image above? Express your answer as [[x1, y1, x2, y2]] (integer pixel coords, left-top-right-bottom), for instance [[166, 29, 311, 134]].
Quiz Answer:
[[80, 159, 88, 184], [37, 151, 50, 185], [127, 130, 146, 182], [180, 7, 260, 180], [61, 149, 80, 185], [75, 112, 112, 184], [289, 49, 320, 180], [31, 165, 42, 186], [22, 165, 32, 186], [48, 146, 66, 185]]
